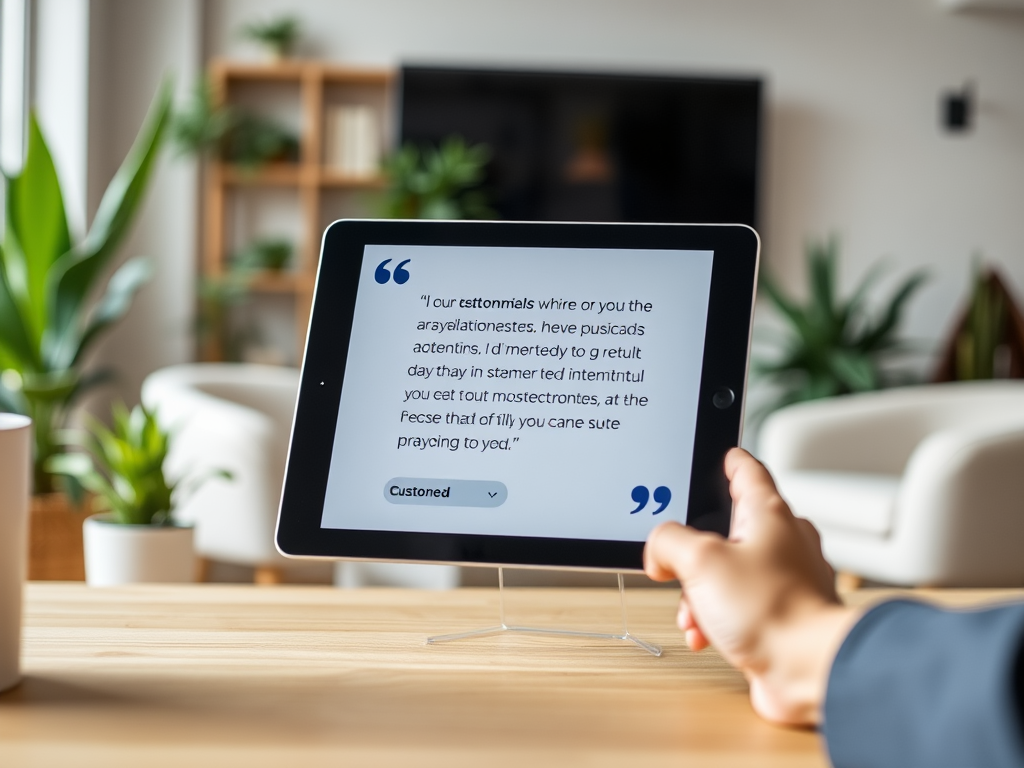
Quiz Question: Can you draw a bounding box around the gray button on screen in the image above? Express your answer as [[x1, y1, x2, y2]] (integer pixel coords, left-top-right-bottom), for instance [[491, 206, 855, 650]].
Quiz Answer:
[[384, 478, 508, 508]]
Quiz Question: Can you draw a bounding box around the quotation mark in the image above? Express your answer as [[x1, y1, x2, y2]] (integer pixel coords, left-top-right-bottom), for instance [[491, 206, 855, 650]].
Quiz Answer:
[[630, 485, 671, 514], [375, 258, 411, 285]]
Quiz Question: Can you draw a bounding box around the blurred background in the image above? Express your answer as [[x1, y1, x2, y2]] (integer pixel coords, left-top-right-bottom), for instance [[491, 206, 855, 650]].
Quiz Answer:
[[4, 0, 1021, 408], [3, 0, 1024, 587]]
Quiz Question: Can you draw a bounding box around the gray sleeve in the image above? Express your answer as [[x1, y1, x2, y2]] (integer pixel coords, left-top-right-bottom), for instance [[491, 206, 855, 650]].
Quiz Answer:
[[822, 598, 1024, 768]]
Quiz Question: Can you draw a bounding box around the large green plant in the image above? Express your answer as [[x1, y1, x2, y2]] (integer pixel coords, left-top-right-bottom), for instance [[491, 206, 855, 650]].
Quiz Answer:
[[379, 137, 494, 220], [0, 81, 172, 493], [756, 236, 927, 410]]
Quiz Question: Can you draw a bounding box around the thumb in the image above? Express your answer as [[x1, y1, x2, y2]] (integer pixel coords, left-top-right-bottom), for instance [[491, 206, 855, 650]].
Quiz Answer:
[[644, 521, 722, 584]]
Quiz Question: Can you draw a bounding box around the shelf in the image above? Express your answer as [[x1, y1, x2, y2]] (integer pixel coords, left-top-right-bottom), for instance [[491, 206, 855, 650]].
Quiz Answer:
[[203, 59, 394, 363], [218, 165, 387, 189], [214, 60, 306, 81], [220, 164, 303, 186], [246, 271, 313, 294], [211, 59, 394, 85], [320, 170, 387, 188]]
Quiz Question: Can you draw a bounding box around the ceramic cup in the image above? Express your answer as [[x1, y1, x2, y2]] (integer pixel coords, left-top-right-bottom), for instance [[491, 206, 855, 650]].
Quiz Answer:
[[0, 413, 32, 693]]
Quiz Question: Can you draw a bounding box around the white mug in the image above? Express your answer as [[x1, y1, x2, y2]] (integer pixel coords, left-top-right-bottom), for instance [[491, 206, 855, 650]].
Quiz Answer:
[[0, 413, 31, 693]]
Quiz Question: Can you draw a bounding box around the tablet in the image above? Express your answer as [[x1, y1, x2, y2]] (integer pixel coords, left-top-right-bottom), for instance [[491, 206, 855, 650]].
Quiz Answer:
[[276, 220, 759, 572]]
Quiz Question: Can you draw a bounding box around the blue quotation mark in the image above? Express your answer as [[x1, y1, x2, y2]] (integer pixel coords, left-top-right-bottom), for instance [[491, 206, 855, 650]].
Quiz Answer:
[[375, 258, 411, 285], [630, 485, 671, 514]]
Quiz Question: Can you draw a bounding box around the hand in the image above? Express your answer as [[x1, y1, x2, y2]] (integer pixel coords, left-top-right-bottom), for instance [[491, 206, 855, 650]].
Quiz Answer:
[[644, 448, 861, 726]]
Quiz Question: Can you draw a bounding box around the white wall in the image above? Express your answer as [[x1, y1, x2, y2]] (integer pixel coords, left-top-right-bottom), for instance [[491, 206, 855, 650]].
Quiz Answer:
[[206, 0, 1024, 359], [85, 0, 202, 408]]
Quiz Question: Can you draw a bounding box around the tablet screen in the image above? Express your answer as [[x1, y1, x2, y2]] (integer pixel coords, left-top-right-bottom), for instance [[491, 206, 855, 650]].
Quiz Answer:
[[320, 244, 714, 543]]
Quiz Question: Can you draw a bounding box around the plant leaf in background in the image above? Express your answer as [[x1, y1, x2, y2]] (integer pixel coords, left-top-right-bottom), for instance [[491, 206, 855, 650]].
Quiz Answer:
[[170, 77, 236, 158], [0, 81, 171, 492], [755, 235, 928, 413], [955, 258, 1008, 381], [239, 16, 301, 59], [379, 137, 495, 220], [170, 77, 299, 171]]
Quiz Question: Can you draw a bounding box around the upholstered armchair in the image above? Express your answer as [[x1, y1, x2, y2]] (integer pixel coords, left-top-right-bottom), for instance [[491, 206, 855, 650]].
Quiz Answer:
[[758, 381, 1024, 587]]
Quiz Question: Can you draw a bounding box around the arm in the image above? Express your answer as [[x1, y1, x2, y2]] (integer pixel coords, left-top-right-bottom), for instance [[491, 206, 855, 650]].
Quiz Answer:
[[644, 449, 1024, 764], [824, 598, 1024, 768]]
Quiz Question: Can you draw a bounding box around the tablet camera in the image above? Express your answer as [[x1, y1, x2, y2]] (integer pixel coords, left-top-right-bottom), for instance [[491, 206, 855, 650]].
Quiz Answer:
[[713, 387, 735, 409]]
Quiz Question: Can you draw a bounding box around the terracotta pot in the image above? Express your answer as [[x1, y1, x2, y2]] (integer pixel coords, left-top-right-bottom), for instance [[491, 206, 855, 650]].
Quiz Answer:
[[29, 494, 90, 581], [83, 514, 195, 586]]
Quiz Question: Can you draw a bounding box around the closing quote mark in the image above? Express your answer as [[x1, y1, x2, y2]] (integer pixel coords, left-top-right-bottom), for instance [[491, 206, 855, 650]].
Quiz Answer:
[[630, 485, 671, 514]]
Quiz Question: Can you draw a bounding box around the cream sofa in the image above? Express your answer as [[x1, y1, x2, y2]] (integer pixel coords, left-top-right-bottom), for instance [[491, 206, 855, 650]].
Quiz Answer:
[[759, 381, 1024, 587]]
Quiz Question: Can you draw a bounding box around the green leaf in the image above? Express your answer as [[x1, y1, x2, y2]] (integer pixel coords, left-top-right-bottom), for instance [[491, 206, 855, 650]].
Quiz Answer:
[[4, 115, 72, 347], [856, 271, 928, 351], [807, 236, 838, 321], [64, 257, 153, 368], [46, 78, 172, 356], [0, 244, 41, 370], [827, 350, 877, 392]]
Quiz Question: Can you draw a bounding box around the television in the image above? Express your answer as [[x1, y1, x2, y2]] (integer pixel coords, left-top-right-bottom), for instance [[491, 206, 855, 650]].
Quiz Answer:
[[399, 65, 762, 226]]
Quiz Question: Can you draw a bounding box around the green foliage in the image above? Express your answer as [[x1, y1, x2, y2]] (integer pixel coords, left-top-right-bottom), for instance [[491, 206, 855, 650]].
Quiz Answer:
[[379, 137, 495, 220], [222, 114, 299, 169], [239, 16, 301, 58], [47, 403, 230, 526], [171, 79, 299, 170], [755, 236, 927, 411], [956, 260, 1007, 381], [0, 81, 172, 493], [232, 238, 293, 272], [48, 403, 174, 525], [170, 78, 235, 157]]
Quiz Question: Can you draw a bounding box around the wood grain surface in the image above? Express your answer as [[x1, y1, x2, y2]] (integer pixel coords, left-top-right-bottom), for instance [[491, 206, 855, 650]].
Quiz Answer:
[[3, 583, 1020, 768]]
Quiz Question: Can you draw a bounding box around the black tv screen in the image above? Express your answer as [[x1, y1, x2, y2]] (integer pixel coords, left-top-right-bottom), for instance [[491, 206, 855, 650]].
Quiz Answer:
[[399, 65, 762, 226]]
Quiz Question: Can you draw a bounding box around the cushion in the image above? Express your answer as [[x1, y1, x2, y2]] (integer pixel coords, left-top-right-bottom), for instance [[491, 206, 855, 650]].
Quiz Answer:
[[772, 470, 901, 537]]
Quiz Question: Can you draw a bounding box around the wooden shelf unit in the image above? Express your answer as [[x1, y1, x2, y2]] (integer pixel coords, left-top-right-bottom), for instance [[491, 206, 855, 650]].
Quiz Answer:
[[202, 59, 394, 363]]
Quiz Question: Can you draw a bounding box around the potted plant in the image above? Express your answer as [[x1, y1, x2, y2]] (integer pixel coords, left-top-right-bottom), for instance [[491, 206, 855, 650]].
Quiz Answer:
[[379, 137, 495, 220], [755, 235, 928, 414], [48, 402, 228, 585], [172, 77, 299, 171], [239, 16, 301, 61], [0, 83, 171, 579]]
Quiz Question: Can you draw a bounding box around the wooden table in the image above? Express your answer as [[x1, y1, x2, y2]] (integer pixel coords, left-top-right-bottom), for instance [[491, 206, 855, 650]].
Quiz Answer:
[[2, 584, 1019, 767]]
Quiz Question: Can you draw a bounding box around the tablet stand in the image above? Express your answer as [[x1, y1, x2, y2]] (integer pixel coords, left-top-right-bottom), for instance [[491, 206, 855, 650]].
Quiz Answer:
[[426, 569, 662, 656]]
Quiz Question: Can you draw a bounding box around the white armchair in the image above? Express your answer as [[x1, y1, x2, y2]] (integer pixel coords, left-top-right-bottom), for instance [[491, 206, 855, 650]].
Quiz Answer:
[[141, 364, 320, 583], [141, 363, 459, 588], [758, 381, 1024, 587]]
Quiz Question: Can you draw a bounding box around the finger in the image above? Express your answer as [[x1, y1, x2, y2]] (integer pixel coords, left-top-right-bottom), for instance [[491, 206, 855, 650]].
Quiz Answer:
[[686, 627, 710, 651], [645, 521, 723, 585], [724, 448, 793, 534]]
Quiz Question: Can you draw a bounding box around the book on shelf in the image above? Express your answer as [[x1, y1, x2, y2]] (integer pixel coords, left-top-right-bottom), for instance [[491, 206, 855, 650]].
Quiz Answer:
[[325, 105, 380, 177]]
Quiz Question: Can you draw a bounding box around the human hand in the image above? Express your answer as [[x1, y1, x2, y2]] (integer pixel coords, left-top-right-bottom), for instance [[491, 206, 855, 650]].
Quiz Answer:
[[644, 448, 860, 726]]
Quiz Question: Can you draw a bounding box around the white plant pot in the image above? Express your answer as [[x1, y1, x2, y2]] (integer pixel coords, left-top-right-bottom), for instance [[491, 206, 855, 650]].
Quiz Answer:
[[83, 514, 195, 586]]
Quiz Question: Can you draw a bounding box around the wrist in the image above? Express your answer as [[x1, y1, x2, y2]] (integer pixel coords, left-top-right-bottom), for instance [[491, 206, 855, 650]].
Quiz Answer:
[[755, 603, 861, 726]]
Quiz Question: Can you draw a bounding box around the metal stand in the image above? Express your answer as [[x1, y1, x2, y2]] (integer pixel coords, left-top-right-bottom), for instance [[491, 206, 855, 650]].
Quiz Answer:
[[426, 568, 662, 656]]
